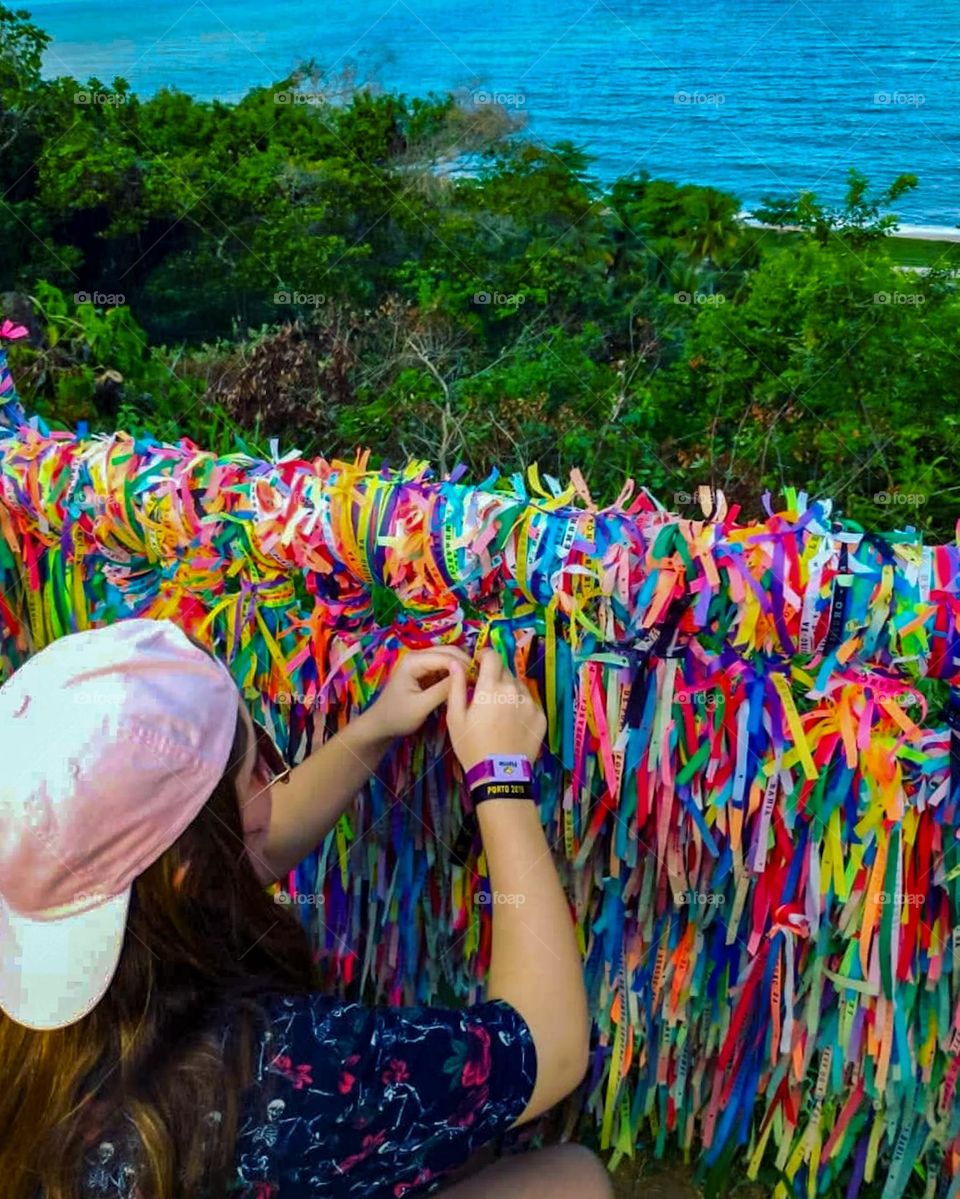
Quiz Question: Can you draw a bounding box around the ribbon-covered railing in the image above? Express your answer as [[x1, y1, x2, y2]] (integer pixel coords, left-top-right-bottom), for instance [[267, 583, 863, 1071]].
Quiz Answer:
[[2, 332, 960, 1199]]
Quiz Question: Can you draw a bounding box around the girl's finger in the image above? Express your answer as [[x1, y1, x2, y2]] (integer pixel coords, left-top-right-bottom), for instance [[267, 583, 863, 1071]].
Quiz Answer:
[[422, 644, 473, 666], [446, 660, 467, 725], [476, 647, 504, 692], [401, 651, 467, 680]]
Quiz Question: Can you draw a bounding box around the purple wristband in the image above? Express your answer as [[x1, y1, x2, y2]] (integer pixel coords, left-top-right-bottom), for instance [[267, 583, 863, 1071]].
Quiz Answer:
[[465, 754, 533, 790]]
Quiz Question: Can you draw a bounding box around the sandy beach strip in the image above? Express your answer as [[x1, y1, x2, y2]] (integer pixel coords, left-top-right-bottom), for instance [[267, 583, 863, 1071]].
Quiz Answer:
[[892, 223, 960, 242], [739, 214, 960, 242]]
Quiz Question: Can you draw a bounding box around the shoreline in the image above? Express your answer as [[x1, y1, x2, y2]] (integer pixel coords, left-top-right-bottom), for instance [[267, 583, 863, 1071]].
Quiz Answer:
[[891, 223, 960, 242], [739, 214, 960, 242]]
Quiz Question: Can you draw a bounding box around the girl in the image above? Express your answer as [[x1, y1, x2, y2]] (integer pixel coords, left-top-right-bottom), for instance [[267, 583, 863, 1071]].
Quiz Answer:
[[0, 618, 611, 1199]]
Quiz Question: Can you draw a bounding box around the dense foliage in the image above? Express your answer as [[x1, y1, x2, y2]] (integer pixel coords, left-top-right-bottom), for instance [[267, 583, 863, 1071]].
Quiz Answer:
[[1, 4, 958, 535]]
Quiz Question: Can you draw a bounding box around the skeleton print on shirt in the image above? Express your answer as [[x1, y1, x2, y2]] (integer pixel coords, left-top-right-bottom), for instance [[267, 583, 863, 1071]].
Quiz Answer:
[[79, 993, 537, 1199]]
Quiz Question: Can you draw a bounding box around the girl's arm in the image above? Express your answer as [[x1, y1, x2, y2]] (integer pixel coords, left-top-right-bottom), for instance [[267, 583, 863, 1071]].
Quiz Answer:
[[254, 711, 394, 881], [445, 651, 590, 1125], [253, 646, 471, 881]]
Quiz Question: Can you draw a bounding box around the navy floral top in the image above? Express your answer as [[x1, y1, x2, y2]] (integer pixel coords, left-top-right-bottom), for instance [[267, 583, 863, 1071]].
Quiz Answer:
[[79, 992, 538, 1199]]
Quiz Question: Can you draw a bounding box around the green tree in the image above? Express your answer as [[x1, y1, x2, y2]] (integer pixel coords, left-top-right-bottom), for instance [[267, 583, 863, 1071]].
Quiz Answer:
[[753, 167, 919, 247]]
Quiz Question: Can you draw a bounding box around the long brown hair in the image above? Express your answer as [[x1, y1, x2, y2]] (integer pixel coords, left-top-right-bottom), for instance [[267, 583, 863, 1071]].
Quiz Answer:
[[1, 669, 319, 1199]]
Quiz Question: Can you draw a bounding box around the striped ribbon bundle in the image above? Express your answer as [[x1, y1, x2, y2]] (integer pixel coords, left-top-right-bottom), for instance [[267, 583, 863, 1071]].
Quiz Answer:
[[2, 334, 960, 1198]]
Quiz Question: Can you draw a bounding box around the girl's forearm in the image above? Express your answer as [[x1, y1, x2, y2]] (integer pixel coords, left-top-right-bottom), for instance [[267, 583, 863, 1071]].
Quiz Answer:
[[260, 712, 394, 880], [478, 798, 590, 1122]]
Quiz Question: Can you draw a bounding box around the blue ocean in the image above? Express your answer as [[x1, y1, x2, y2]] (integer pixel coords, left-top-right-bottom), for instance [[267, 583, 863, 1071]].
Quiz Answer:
[[25, 0, 960, 224]]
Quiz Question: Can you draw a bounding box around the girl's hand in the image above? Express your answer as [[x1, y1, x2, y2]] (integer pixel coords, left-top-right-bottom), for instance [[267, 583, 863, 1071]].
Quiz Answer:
[[359, 646, 473, 741], [446, 648, 546, 772]]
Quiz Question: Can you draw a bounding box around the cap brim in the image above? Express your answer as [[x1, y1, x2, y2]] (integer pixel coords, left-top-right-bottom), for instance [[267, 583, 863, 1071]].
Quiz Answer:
[[0, 890, 130, 1030]]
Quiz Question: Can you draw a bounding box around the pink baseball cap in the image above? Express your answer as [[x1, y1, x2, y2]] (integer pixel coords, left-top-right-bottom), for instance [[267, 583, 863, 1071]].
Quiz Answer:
[[0, 618, 241, 1030]]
